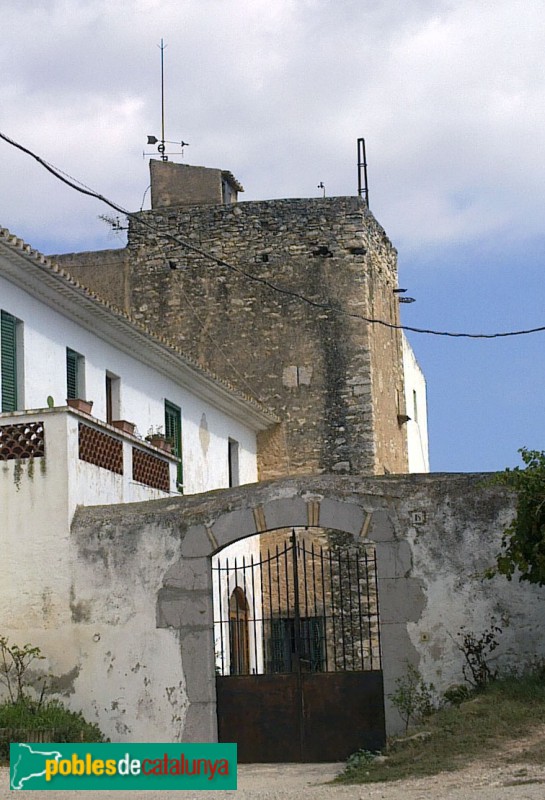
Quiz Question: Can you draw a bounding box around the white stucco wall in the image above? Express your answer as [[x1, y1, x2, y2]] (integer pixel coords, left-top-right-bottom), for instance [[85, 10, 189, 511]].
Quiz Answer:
[[2, 521, 186, 743], [0, 274, 259, 494], [1, 413, 70, 631], [402, 333, 430, 473], [397, 479, 545, 707], [212, 536, 264, 677], [0, 408, 177, 629]]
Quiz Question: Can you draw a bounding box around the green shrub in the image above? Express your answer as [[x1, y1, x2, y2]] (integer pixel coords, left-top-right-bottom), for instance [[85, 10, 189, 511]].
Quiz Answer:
[[389, 663, 437, 733], [454, 625, 502, 689], [443, 683, 472, 706], [0, 636, 46, 705], [341, 749, 380, 780], [0, 699, 107, 759]]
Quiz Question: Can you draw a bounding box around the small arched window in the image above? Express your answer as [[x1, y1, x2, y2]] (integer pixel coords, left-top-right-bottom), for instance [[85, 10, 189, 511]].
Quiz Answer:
[[229, 587, 250, 675]]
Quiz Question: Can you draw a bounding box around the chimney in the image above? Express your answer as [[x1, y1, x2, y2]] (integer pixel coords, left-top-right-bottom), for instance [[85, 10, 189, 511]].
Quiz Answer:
[[149, 160, 244, 209]]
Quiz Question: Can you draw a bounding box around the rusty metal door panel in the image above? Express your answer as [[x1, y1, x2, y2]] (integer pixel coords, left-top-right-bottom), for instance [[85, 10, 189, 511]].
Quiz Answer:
[[214, 530, 385, 762], [216, 674, 302, 762], [301, 671, 386, 761], [217, 671, 385, 762]]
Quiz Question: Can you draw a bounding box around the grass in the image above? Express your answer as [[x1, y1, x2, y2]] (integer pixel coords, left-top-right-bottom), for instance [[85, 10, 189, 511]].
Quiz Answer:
[[336, 672, 545, 784], [2, 674, 544, 777]]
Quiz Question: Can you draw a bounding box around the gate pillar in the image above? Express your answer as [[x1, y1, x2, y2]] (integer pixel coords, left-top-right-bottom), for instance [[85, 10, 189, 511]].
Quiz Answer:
[[157, 555, 218, 742]]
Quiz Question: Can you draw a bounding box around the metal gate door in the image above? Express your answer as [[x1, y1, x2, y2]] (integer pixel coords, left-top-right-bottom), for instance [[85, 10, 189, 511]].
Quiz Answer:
[[213, 529, 385, 762]]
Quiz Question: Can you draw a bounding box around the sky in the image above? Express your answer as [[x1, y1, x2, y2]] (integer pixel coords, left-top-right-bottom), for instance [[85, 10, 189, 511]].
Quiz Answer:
[[1, 0, 544, 473]]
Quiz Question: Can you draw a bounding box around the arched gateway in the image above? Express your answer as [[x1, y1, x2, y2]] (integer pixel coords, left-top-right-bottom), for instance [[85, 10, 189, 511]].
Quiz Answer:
[[213, 526, 384, 761], [69, 474, 531, 754], [153, 475, 421, 761]]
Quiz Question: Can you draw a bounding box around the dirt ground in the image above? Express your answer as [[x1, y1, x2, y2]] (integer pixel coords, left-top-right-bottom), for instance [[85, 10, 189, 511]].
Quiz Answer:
[[2, 756, 544, 799], [3, 728, 544, 798]]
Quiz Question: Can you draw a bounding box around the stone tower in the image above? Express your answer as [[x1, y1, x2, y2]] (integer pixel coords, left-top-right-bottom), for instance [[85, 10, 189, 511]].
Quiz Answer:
[[57, 160, 409, 479]]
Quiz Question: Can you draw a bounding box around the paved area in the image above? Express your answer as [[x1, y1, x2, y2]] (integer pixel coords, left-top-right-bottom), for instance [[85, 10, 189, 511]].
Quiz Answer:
[[2, 760, 545, 799]]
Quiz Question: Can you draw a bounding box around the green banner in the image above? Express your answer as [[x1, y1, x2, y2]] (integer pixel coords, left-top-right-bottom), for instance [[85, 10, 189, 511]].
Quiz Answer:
[[10, 743, 237, 791]]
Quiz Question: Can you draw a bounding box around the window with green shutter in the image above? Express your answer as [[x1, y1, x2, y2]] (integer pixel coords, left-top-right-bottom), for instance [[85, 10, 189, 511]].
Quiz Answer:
[[66, 348, 82, 399], [165, 400, 183, 490], [1, 311, 18, 412], [268, 617, 325, 673]]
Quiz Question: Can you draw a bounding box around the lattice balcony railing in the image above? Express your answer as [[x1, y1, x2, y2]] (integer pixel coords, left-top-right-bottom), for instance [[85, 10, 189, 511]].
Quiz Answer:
[[77, 421, 171, 492], [132, 447, 170, 492], [0, 421, 45, 461], [78, 423, 123, 474], [1, 416, 173, 494]]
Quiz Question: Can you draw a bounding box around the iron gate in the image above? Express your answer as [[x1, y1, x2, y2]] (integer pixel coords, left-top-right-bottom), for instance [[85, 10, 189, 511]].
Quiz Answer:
[[213, 529, 385, 762]]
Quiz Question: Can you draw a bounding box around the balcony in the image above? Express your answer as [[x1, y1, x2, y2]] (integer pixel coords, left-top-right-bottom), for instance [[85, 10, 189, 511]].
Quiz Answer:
[[0, 406, 180, 513]]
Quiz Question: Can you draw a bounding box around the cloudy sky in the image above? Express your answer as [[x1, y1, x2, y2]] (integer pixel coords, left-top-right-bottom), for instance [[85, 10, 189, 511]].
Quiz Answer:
[[1, 0, 544, 472]]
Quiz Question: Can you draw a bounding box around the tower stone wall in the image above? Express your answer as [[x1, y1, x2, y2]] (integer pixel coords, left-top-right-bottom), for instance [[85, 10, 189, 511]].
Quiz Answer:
[[56, 186, 408, 478], [130, 195, 408, 477]]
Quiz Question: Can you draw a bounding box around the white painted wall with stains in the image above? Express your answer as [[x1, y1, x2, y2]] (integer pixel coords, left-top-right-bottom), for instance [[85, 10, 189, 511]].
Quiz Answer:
[[4, 474, 544, 744]]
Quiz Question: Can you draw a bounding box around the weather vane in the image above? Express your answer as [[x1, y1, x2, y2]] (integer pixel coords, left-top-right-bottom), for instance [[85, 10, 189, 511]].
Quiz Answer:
[[144, 39, 189, 161]]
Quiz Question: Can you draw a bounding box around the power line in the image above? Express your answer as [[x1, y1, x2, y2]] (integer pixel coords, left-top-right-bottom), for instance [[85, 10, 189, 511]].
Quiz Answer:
[[2, 129, 545, 340]]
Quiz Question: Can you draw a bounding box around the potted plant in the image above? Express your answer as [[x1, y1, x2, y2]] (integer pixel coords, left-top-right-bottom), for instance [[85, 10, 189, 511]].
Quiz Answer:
[[145, 427, 173, 453], [111, 419, 136, 435], [66, 398, 93, 414]]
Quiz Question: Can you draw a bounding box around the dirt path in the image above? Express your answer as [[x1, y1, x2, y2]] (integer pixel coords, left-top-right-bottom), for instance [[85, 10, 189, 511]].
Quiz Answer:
[[4, 717, 545, 796], [2, 757, 544, 799]]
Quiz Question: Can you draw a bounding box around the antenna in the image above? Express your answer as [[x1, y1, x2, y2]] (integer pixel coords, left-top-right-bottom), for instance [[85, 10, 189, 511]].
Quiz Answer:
[[144, 39, 189, 161], [98, 214, 128, 235], [160, 38, 166, 159], [357, 137, 369, 208]]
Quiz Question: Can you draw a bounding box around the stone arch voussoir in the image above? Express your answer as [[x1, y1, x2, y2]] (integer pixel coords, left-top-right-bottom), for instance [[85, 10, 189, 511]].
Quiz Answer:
[[179, 491, 395, 559]]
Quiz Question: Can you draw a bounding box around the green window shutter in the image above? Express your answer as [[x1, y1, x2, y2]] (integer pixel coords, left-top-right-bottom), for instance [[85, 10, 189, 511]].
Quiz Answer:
[[269, 618, 291, 673], [165, 400, 183, 489], [66, 348, 79, 399], [302, 617, 325, 672], [1, 311, 18, 412]]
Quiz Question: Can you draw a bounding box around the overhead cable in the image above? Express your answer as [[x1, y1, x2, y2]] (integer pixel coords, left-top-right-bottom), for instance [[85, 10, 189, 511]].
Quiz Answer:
[[2, 129, 545, 340]]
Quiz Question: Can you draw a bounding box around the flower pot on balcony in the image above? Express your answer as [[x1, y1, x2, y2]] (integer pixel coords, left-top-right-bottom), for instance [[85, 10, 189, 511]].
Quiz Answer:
[[111, 419, 136, 435], [147, 435, 173, 453], [66, 398, 94, 414]]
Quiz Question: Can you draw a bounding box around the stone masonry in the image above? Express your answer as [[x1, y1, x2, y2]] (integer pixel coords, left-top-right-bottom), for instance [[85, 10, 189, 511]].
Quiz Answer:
[[57, 161, 409, 479]]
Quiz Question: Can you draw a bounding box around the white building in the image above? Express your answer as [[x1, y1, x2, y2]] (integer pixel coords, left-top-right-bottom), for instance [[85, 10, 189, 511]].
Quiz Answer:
[[0, 226, 275, 713], [402, 333, 430, 473], [0, 226, 276, 496]]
